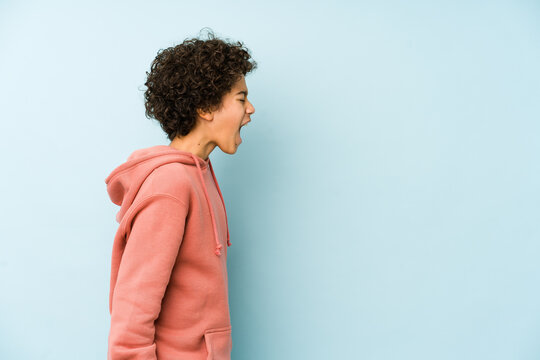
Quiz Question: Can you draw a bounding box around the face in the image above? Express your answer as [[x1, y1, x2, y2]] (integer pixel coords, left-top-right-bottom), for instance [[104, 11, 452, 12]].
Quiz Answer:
[[207, 75, 255, 154]]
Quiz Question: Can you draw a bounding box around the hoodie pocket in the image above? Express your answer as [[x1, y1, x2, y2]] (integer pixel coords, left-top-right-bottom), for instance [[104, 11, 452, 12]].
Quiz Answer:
[[203, 326, 232, 360]]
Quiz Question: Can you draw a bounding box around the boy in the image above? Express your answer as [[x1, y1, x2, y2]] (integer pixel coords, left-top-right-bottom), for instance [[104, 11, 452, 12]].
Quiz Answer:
[[104, 29, 257, 360]]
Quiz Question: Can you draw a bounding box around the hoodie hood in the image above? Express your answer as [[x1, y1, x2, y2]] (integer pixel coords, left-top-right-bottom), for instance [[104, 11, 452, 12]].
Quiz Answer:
[[104, 145, 231, 256]]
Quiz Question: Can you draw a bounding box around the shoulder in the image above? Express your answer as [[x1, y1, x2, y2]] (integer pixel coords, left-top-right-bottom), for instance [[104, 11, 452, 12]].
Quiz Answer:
[[139, 163, 192, 206]]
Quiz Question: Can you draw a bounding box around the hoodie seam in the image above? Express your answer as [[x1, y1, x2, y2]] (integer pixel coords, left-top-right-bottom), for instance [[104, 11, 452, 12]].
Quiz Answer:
[[119, 193, 188, 237]]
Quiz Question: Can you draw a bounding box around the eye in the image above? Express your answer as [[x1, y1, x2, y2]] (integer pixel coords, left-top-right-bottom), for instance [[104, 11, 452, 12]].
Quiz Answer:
[[239, 99, 245, 102]]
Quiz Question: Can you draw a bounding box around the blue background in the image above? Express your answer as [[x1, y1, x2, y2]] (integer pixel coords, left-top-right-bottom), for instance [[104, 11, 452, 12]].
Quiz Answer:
[[1, 0, 539, 359]]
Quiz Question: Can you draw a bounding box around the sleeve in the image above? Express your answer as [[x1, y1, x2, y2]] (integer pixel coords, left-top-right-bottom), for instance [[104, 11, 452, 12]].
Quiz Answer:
[[107, 193, 188, 360]]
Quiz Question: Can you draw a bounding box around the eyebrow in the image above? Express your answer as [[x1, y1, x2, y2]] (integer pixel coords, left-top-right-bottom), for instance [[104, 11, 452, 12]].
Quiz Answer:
[[236, 90, 248, 96]]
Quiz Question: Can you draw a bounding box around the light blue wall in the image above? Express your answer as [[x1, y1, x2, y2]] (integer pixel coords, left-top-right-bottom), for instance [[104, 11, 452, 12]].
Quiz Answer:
[[1, 0, 539, 359]]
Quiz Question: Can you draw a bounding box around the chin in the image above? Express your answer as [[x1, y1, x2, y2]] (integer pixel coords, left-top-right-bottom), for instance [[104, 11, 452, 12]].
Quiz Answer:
[[218, 143, 240, 155]]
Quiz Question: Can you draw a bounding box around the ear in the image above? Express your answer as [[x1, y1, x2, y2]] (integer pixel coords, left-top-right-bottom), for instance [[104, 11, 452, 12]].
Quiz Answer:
[[196, 107, 214, 121]]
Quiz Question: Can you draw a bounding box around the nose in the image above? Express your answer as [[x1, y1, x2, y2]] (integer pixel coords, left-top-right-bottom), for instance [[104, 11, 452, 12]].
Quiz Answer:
[[247, 99, 255, 115]]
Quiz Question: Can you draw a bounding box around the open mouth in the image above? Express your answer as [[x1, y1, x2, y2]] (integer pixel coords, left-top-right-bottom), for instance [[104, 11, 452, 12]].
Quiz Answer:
[[236, 126, 243, 144], [237, 121, 248, 144]]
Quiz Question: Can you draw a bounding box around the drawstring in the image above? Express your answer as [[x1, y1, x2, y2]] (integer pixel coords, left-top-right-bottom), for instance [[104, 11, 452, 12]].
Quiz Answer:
[[191, 154, 231, 256], [208, 159, 231, 247]]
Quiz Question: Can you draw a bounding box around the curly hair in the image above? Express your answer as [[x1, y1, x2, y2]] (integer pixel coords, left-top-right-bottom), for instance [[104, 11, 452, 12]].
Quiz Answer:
[[143, 28, 258, 141]]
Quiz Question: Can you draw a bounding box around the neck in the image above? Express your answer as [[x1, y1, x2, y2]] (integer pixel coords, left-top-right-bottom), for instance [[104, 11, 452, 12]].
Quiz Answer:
[[168, 131, 216, 161]]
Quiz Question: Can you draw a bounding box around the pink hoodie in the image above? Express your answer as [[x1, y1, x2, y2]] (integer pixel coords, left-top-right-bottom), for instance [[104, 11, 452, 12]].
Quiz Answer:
[[104, 144, 232, 360]]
